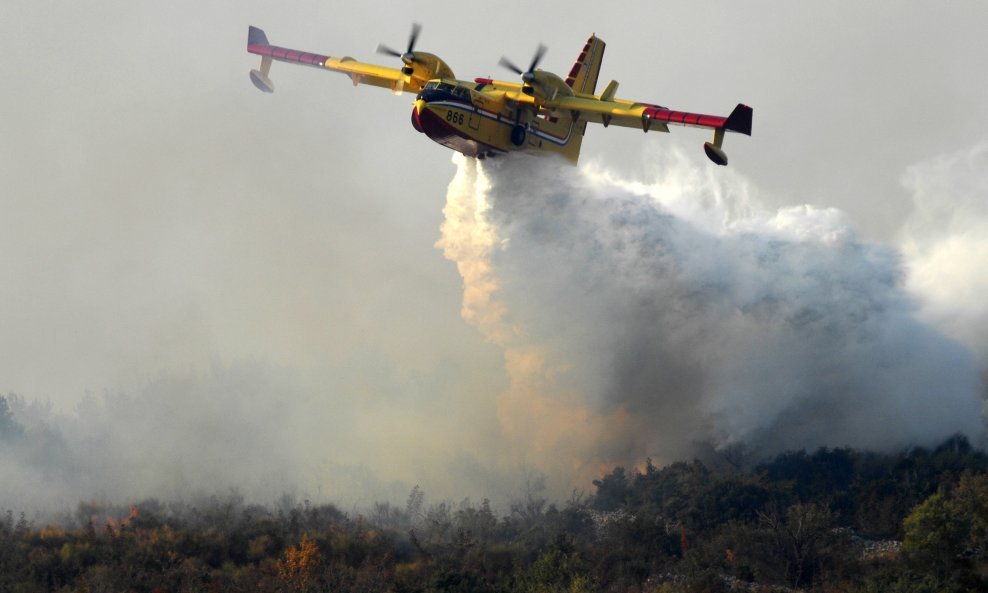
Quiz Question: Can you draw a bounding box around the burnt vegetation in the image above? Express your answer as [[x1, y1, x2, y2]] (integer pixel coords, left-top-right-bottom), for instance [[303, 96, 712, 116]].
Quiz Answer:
[[1, 394, 987, 592]]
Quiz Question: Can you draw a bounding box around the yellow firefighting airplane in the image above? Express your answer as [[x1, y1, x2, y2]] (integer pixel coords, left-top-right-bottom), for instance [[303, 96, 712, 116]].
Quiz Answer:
[[246, 25, 752, 165]]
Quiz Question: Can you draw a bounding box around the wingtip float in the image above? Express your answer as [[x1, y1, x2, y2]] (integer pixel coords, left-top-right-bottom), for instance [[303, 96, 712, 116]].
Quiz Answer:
[[245, 25, 752, 166]]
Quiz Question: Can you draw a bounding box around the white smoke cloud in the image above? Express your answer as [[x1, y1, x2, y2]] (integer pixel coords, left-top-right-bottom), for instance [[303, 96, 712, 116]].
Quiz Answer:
[[440, 149, 985, 480], [900, 143, 988, 361]]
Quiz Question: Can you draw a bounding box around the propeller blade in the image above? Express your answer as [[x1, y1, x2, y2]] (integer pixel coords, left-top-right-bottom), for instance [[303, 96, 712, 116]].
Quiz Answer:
[[528, 44, 547, 73], [377, 44, 403, 58], [498, 56, 524, 75], [407, 23, 422, 54]]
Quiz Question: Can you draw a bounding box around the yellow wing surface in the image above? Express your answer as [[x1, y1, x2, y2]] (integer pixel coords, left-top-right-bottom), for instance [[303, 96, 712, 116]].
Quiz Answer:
[[556, 96, 752, 165], [551, 95, 751, 137], [499, 86, 752, 165], [246, 26, 439, 95]]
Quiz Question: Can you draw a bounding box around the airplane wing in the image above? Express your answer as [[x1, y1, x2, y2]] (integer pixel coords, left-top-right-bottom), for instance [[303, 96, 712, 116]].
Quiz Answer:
[[547, 93, 753, 165], [246, 26, 418, 95], [550, 94, 752, 136]]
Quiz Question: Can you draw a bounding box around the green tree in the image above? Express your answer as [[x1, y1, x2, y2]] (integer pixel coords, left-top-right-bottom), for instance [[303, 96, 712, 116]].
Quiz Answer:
[[902, 475, 988, 590], [522, 537, 588, 593], [739, 502, 847, 588], [591, 466, 630, 511], [903, 490, 967, 577]]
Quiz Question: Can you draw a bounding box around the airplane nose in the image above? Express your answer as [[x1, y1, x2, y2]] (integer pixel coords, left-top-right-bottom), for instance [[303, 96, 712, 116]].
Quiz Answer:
[[411, 99, 425, 133]]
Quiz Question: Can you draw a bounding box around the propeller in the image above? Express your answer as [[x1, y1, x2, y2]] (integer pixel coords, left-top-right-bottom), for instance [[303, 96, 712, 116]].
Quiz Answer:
[[498, 44, 547, 93], [377, 23, 422, 76]]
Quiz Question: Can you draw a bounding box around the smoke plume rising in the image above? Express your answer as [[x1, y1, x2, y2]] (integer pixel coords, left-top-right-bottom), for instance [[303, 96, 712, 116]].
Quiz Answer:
[[3, 146, 987, 514], [439, 150, 985, 482]]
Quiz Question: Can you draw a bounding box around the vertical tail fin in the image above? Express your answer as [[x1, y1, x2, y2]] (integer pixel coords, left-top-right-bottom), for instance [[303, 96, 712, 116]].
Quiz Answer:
[[247, 25, 270, 47], [559, 35, 606, 162], [565, 35, 606, 95]]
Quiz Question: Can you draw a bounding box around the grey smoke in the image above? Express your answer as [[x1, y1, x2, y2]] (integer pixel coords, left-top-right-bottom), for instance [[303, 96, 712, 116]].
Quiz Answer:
[[4, 146, 986, 514], [456, 149, 985, 469], [0, 361, 519, 514]]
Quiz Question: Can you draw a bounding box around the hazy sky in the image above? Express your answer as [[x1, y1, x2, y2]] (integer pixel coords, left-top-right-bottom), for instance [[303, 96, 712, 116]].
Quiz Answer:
[[2, 1, 987, 507]]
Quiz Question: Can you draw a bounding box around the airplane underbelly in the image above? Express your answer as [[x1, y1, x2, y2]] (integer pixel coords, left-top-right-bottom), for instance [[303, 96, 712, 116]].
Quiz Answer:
[[415, 104, 502, 157]]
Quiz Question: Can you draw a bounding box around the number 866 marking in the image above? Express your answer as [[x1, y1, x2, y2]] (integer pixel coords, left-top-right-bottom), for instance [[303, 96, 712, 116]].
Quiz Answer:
[[446, 110, 465, 125]]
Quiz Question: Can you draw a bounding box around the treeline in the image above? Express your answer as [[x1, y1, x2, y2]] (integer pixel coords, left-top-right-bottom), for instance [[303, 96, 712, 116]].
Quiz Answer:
[[1, 435, 987, 591], [588, 435, 988, 592]]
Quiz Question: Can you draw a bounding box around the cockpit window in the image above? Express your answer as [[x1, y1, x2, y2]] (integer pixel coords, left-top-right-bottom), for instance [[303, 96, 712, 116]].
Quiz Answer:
[[419, 81, 472, 104]]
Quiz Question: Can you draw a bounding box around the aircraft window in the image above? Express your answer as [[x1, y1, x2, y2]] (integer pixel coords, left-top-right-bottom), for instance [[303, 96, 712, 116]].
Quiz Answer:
[[452, 86, 471, 100], [424, 81, 438, 90], [474, 83, 487, 91], [436, 82, 455, 93]]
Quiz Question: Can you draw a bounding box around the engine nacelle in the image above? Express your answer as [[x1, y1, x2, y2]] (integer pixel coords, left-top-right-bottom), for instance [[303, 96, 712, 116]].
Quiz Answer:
[[526, 71, 575, 102], [406, 52, 456, 88]]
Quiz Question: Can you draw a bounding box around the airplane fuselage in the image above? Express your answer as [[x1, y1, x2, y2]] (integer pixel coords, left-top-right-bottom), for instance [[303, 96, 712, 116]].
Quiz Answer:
[[411, 79, 581, 161]]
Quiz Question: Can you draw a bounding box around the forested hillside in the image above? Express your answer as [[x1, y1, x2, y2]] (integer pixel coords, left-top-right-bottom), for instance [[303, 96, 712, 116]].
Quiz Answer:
[[2, 431, 987, 592]]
